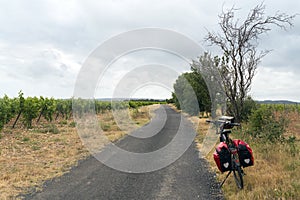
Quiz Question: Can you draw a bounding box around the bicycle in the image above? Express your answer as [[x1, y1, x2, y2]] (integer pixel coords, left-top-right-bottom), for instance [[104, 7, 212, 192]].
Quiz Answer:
[[207, 116, 251, 189]]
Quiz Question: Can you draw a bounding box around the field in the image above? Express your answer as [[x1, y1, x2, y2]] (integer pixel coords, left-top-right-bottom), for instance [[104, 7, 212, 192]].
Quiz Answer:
[[194, 104, 300, 199], [0, 95, 161, 199], [2, 97, 300, 199], [0, 118, 88, 199]]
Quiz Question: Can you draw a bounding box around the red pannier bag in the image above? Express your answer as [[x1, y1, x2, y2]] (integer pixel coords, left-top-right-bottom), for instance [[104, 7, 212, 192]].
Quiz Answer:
[[233, 139, 254, 168], [213, 142, 231, 172]]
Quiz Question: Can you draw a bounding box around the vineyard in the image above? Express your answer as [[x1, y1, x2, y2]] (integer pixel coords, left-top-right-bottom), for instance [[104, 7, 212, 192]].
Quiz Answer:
[[0, 92, 165, 199], [0, 91, 166, 132], [259, 103, 300, 113]]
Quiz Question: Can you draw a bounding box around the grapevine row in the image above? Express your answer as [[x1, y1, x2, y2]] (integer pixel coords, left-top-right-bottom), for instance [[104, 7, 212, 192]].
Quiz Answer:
[[0, 92, 166, 131], [258, 103, 300, 113]]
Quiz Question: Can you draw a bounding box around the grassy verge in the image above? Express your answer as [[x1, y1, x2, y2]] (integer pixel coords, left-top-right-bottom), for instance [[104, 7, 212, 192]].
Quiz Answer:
[[0, 121, 89, 199], [193, 112, 300, 199], [0, 105, 154, 199]]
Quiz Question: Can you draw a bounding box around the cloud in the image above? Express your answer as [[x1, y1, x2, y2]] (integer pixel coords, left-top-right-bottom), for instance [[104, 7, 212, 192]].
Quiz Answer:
[[95, 49, 188, 99], [251, 67, 300, 101], [0, 43, 80, 97], [0, 0, 299, 100], [260, 31, 300, 72]]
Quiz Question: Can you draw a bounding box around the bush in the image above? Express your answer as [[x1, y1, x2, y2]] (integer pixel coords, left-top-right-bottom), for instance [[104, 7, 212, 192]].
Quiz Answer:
[[59, 120, 68, 125], [129, 101, 138, 109], [44, 124, 59, 134], [248, 105, 287, 142], [69, 121, 76, 127], [225, 96, 257, 122], [241, 96, 258, 121], [22, 137, 30, 142], [100, 123, 111, 131], [286, 136, 298, 157]]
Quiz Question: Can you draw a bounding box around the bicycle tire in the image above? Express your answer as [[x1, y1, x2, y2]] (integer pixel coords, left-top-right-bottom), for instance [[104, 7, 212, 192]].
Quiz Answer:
[[233, 166, 244, 189]]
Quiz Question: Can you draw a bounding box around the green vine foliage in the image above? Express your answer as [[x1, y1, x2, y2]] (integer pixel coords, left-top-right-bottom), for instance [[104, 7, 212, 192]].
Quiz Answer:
[[40, 97, 56, 122], [22, 97, 40, 128], [248, 105, 289, 142], [0, 92, 166, 130]]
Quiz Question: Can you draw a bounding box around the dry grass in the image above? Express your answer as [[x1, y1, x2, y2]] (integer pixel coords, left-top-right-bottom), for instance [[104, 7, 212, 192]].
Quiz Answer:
[[0, 121, 89, 199], [0, 105, 154, 199], [216, 137, 300, 199], [98, 106, 152, 142], [192, 112, 300, 200]]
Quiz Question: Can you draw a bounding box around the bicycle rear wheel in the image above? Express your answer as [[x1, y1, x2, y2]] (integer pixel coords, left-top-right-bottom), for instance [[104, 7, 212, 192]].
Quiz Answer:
[[233, 166, 244, 189]]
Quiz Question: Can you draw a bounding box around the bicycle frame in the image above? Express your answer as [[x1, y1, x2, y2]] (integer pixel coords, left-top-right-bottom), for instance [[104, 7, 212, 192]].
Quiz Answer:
[[207, 117, 244, 189], [230, 146, 240, 169], [219, 140, 242, 188]]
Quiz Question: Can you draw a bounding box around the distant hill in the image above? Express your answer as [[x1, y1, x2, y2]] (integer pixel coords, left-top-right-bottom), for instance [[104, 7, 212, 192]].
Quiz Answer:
[[96, 98, 166, 102], [256, 100, 299, 104]]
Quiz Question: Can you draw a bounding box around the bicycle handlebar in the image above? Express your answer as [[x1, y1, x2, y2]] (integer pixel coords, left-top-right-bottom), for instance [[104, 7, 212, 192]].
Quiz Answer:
[[231, 123, 241, 126], [206, 119, 240, 127]]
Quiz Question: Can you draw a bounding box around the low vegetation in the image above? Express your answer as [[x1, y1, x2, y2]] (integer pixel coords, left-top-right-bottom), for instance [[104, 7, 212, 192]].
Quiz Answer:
[[194, 104, 300, 199], [0, 119, 88, 199], [0, 95, 157, 199]]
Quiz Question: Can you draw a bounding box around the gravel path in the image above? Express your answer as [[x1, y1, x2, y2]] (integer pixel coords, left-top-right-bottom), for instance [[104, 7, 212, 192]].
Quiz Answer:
[[23, 105, 223, 200]]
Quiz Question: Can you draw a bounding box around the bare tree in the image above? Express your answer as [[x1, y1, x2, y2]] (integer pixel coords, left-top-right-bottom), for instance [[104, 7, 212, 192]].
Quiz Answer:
[[205, 3, 296, 122]]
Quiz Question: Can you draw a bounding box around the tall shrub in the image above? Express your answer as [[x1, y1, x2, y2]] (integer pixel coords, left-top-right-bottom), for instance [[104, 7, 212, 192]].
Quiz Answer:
[[248, 105, 287, 142]]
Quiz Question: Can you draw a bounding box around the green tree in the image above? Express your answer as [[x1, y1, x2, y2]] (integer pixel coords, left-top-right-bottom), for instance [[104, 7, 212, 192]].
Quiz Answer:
[[191, 52, 226, 118], [173, 71, 211, 116]]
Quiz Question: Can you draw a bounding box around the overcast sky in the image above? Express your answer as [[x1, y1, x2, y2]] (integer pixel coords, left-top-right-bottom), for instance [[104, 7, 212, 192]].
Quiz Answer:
[[0, 0, 299, 101]]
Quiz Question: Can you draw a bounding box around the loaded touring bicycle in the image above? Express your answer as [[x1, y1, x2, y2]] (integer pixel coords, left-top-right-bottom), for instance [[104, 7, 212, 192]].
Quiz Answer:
[[207, 116, 254, 189]]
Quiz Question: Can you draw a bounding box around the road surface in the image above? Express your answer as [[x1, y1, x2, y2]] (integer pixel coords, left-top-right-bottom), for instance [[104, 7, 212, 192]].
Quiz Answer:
[[23, 105, 223, 200]]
